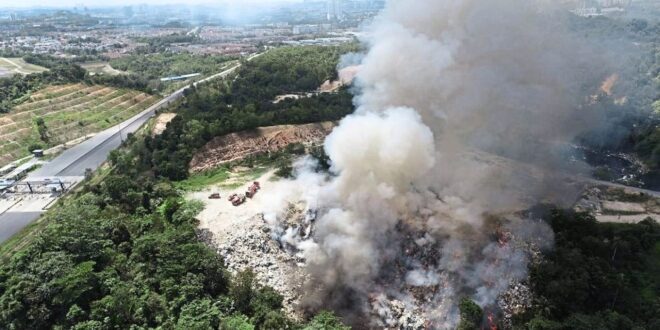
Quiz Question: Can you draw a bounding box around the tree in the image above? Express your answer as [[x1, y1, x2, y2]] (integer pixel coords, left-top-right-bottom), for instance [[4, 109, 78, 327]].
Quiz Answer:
[[230, 270, 257, 315], [220, 315, 255, 330], [260, 311, 292, 330], [302, 311, 350, 330], [28, 143, 43, 153], [84, 168, 93, 181], [175, 299, 223, 330], [457, 298, 483, 330], [515, 209, 660, 329], [35, 117, 49, 143]]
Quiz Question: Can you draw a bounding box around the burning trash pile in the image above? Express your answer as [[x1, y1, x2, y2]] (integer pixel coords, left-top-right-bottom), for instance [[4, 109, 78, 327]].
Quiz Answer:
[[212, 0, 610, 328], [214, 213, 306, 318], [250, 113, 556, 327]]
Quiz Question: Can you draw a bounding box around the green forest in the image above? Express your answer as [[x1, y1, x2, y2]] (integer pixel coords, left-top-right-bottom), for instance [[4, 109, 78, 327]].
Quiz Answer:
[[109, 53, 235, 81], [228, 44, 359, 105], [0, 44, 357, 330], [144, 45, 357, 181], [514, 210, 659, 329], [455, 209, 660, 330]]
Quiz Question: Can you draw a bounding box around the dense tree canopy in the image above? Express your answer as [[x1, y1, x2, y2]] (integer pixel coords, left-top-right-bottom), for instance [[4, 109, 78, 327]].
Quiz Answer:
[[144, 45, 358, 181], [229, 44, 359, 105], [110, 53, 235, 81], [510, 209, 660, 329]]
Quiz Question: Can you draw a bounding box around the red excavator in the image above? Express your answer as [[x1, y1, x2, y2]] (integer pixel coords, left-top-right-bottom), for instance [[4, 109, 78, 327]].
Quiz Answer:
[[228, 193, 246, 206], [245, 181, 261, 198]]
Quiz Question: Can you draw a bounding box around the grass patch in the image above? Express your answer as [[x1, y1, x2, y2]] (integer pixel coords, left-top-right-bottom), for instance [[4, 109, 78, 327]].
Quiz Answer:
[[175, 164, 271, 191], [220, 166, 270, 189], [0, 57, 48, 75], [80, 62, 124, 76], [175, 166, 232, 191]]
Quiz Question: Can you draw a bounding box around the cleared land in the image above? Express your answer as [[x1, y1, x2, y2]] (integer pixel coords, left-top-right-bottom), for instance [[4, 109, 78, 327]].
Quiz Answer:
[[151, 113, 177, 136], [189, 121, 336, 173], [0, 57, 48, 76], [0, 83, 160, 167], [80, 62, 125, 76], [575, 185, 660, 223]]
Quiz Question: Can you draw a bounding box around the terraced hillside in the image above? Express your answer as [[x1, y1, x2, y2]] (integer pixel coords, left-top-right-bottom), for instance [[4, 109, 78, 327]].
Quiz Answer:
[[0, 83, 160, 167]]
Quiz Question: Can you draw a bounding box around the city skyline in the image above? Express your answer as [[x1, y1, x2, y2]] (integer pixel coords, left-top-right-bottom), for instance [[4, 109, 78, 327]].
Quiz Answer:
[[0, 0, 304, 9]]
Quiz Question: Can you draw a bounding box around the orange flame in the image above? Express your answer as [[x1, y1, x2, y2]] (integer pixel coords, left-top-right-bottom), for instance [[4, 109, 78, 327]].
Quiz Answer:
[[487, 312, 498, 330]]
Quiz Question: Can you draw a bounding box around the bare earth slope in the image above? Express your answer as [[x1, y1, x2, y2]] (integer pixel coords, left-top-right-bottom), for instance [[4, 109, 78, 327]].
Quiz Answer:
[[189, 121, 336, 172]]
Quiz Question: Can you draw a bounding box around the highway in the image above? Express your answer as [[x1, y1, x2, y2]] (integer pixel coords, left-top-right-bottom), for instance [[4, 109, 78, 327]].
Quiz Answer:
[[0, 62, 243, 244], [0, 212, 42, 243]]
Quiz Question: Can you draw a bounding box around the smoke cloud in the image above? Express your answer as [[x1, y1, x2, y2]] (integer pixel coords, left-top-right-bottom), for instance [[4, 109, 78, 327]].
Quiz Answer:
[[262, 0, 609, 327]]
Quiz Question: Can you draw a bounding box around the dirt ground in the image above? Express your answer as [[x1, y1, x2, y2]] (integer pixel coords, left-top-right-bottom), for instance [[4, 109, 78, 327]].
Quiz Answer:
[[189, 122, 335, 173], [318, 65, 359, 93], [188, 169, 306, 318], [189, 170, 275, 235], [80, 62, 125, 76], [574, 185, 660, 223], [151, 113, 177, 136]]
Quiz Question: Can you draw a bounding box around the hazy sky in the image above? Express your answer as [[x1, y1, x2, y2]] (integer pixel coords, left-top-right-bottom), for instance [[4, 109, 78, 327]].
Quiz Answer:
[[0, 0, 302, 9]]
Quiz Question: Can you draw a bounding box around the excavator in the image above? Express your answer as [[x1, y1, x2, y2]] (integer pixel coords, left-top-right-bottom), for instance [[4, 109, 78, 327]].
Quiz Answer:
[[228, 193, 246, 206]]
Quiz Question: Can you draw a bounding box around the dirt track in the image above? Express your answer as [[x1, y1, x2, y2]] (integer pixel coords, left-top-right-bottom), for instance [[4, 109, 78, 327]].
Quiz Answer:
[[189, 122, 336, 173], [151, 113, 177, 136]]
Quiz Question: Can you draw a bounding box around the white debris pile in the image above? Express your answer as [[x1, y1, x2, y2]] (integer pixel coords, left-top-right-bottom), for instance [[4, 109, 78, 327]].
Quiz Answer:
[[370, 296, 427, 330], [214, 215, 306, 318], [573, 186, 604, 213], [497, 282, 533, 328]]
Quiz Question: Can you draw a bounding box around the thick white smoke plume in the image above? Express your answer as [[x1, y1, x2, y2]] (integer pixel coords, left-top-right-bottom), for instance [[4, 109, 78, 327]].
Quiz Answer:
[[262, 0, 606, 328]]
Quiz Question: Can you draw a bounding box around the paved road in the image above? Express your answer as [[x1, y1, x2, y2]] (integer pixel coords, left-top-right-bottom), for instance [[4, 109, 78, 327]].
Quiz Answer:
[[0, 212, 41, 243], [0, 62, 244, 244]]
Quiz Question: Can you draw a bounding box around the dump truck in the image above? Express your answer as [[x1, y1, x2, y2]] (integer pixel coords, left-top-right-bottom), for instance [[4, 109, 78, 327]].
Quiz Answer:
[[245, 181, 261, 198], [208, 193, 221, 199]]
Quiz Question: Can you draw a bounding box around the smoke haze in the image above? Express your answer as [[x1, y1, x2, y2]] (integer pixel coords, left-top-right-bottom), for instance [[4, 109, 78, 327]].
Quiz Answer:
[[262, 0, 611, 327]]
